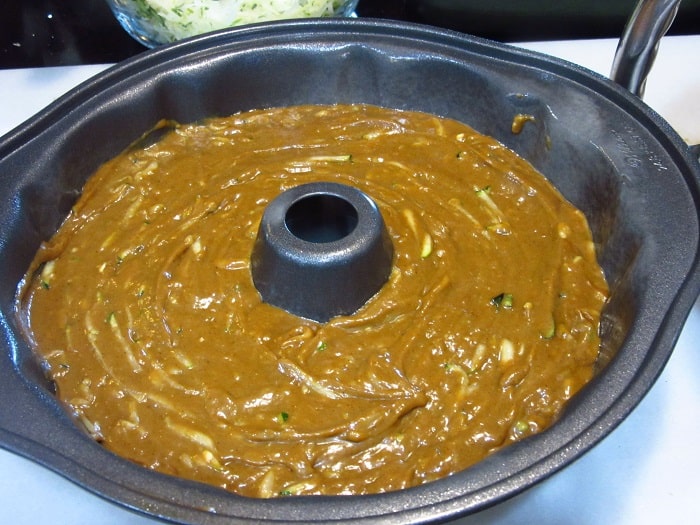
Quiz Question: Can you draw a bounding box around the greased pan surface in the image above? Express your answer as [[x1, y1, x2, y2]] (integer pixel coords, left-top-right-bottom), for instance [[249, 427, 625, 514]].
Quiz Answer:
[[1, 19, 699, 524]]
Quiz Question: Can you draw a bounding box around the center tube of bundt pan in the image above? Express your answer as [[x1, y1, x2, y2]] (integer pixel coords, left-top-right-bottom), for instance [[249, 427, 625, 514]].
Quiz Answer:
[[251, 182, 394, 323]]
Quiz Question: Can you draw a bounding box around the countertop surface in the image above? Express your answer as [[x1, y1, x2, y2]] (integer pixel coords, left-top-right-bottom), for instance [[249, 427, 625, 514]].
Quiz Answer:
[[1, 2, 700, 524]]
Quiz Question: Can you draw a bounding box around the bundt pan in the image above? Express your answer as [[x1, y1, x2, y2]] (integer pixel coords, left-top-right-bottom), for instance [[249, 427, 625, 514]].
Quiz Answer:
[[1, 2, 699, 524]]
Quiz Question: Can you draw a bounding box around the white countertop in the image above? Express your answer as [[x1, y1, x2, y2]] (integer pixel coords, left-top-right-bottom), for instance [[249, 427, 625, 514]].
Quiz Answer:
[[1, 35, 699, 525]]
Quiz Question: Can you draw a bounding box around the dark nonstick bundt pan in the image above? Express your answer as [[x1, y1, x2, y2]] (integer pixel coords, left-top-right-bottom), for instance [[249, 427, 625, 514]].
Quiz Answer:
[[1, 1, 699, 524]]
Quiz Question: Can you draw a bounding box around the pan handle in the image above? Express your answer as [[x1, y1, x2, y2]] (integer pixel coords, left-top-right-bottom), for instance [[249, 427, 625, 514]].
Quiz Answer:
[[610, 0, 681, 98]]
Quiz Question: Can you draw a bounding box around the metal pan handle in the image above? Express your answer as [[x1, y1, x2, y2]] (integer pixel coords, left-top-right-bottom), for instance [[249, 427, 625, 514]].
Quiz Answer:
[[610, 0, 681, 98], [612, 0, 700, 163]]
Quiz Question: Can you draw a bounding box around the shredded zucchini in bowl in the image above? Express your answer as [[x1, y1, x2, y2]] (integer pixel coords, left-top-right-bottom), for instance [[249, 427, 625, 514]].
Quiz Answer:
[[107, 0, 358, 46]]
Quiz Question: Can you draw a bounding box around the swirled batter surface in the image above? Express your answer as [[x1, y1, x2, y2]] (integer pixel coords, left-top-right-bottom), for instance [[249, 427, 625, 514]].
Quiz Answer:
[[18, 104, 608, 497]]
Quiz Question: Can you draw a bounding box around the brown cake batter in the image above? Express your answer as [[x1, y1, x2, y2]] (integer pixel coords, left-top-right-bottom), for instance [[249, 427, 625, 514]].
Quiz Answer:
[[17, 104, 608, 497]]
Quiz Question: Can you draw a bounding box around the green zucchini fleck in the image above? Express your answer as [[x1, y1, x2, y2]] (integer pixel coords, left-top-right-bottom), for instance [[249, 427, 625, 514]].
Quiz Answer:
[[491, 292, 514, 310]]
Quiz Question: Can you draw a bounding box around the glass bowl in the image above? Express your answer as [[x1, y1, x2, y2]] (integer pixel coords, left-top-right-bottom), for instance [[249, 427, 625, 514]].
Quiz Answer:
[[105, 0, 359, 47]]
